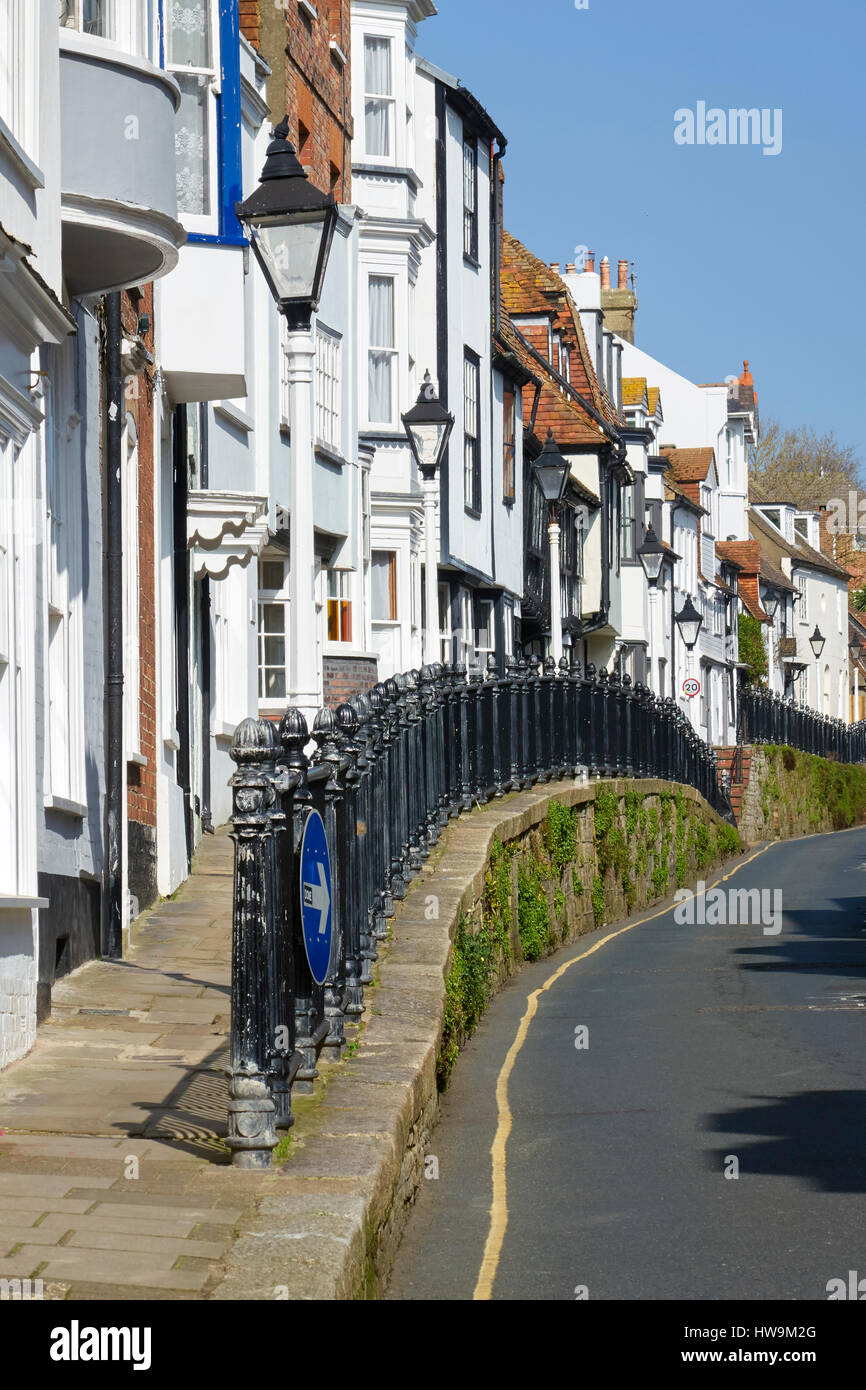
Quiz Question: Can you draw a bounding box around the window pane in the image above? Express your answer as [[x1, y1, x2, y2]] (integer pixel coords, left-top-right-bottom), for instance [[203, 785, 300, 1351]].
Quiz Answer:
[[365, 98, 391, 157], [369, 277, 394, 348], [371, 552, 396, 621], [262, 604, 285, 635], [174, 72, 211, 215], [368, 352, 392, 424], [82, 0, 114, 39], [364, 36, 392, 95], [264, 636, 286, 666], [265, 669, 286, 700], [166, 0, 212, 68], [260, 561, 284, 592]]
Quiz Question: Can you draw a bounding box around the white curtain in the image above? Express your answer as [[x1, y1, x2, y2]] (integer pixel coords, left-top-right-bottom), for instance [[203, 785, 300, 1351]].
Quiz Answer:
[[368, 277, 394, 424], [174, 72, 210, 215], [364, 37, 391, 156], [166, 0, 211, 67]]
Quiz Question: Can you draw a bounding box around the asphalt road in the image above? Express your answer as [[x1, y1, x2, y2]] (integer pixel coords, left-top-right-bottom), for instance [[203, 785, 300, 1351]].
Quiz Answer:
[[387, 827, 866, 1301]]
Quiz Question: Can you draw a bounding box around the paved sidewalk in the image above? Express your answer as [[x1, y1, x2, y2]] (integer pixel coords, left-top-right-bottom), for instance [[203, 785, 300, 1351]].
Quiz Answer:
[[0, 830, 258, 1299]]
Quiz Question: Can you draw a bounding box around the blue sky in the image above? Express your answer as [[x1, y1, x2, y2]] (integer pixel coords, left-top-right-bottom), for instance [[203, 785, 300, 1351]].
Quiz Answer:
[[418, 0, 866, 468]]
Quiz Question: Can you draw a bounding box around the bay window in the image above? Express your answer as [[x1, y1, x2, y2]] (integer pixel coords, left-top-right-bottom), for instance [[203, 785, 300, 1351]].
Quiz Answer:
[[371, 551, 397, 623], [327, 570, 353, 643], [364, 36, 394, 159], [368, 274, 396, 425], [315, 326, 342, 453], [438, 583, 451, 664], [258, 555, 290, 704], [59, 0, 147, 55]]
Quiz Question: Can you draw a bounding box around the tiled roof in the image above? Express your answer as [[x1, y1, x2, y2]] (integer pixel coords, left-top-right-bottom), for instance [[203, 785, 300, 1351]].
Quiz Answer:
[[715, 540, 769, 621], [758, 555, 795, 594], [501, 230, 620, 429], [622, 377, 648, 408], [665, 479, 706, 515], [749, 507, 851, 580], [647, 387, 661, 416], [661, 446, 716, 484]]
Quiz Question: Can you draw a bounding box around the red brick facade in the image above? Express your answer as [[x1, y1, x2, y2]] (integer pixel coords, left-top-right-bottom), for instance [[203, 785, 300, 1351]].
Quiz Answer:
[[249, 0, 353, 201], [121, 286, 158, 910], [323, 657, 379, 709]]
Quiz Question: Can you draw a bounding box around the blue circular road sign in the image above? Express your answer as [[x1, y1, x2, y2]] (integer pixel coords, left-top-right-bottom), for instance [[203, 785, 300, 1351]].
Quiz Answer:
[[299, 809, 333, 986]]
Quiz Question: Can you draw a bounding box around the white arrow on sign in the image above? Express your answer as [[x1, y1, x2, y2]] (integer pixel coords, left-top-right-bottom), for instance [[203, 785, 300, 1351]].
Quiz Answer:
[[305, 862, 331, 935]]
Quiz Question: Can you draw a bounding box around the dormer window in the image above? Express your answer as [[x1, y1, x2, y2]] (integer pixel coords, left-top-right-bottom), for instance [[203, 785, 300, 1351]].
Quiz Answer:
[[364, 36, 394, 159]]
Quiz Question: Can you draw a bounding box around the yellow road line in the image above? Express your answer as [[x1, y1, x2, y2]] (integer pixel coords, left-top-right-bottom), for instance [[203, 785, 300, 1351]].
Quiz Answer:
[[472, 841, 775, 1301]]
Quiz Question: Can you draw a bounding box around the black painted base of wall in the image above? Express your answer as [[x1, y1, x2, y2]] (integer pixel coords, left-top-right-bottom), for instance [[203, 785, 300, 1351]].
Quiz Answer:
[[128, 819, 158, 921], [36, 874, 101, 1024]]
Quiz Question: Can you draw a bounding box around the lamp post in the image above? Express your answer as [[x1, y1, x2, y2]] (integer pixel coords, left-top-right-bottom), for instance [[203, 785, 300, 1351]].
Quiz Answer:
[[849, 637, 862, 722], [637, 523, 665, 692], [236, 117, 338, 720], [809, 625, 825, 711], [402, 371, 454, 665], [532, 430, 571, 664], [759, 585, 779, 692], [674, 593, 703, 709]]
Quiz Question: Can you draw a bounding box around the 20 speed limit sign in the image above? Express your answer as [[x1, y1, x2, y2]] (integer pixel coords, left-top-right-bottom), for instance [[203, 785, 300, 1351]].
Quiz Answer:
[[682, 677, 701, 699]]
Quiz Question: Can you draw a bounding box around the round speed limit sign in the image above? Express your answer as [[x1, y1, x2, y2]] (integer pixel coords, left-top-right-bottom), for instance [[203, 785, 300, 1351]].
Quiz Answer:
[[682, 677, 701, 699]]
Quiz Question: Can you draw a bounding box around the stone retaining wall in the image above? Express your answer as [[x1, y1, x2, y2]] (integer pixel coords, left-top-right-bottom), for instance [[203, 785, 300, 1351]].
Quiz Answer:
[[213, 777, 740, 1300]]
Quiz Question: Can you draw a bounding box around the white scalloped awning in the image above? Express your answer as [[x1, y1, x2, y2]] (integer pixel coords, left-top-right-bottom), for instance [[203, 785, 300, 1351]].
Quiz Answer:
[[187, 491, 269, 581]]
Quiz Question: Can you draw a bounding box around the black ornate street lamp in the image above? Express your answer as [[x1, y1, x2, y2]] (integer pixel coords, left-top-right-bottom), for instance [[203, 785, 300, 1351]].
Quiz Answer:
[[403, 372, 455, 663], [532, 431, 571, 665], [809, 626, 826, 660], [235, 116, 338, 331], [760, 585, 779, 621], [402, 370, 455, 481], [674, 595, 703, 651], [532, 428, 571, 510], [636, 523, 665, 587]]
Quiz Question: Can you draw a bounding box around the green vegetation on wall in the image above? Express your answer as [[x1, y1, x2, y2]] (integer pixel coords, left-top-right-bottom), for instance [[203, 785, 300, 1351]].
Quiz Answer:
[[762, 745, 866, 832], [738, 612, 769, 686]]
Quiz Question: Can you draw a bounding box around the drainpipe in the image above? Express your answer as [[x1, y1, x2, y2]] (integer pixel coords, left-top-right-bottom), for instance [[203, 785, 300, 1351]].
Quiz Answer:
[[173, 405, 192, 870], [104, 293, 123, 959], [199, 405, 213, 833]]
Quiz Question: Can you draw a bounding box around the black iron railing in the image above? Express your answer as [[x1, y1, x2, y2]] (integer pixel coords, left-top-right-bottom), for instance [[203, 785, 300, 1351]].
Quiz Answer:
[[738, 683, 866, 763], [226, 655, 736, 1167]]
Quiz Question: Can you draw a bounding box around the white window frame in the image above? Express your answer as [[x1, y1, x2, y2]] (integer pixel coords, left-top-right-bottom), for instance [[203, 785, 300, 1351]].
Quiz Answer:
[[258, 552, 291, 709], [164, 0, 221, 235], [362, 33, 396, 163], [366, 272, 398, 428], [796, 573, 808, 625], [326, 569, 353, 645], [1, 0, 38, 160], [315, 324, 342, 454], [438, 582, 451, 665], [475, 597, 495, 662], [59, 0, 149, 56]]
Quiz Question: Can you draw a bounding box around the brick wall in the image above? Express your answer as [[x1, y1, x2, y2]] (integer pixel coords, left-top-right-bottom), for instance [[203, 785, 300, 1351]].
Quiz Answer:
[[257, 0, 352, 201], [122, 287, 158, 914], [323, 656, 378, 708]]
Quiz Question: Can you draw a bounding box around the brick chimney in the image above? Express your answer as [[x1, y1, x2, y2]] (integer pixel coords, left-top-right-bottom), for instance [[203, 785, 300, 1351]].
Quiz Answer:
[[584, 252, 595, 273], [565, 262, 576, 274], [600, 255, 638, 344], [550, 261, 560, 275]]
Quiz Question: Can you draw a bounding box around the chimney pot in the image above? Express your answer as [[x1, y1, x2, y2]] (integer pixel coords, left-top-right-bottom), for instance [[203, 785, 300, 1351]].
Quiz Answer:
[[618, 259, 628, 289], [550, 261, 560, 274], [584, 252, 595, 273], [600, 256, 611, 289], [565, 262, 576, 274]]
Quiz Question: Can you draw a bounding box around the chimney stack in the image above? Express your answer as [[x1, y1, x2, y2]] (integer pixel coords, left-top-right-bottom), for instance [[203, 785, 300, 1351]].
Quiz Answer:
[[584, 252, 595, 273], [618, 259, 628, 290], [599, 254, 638, 345], [550, 261, 560, 275], [600, 255, 611, 289], [565, 262, 576, 274]]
